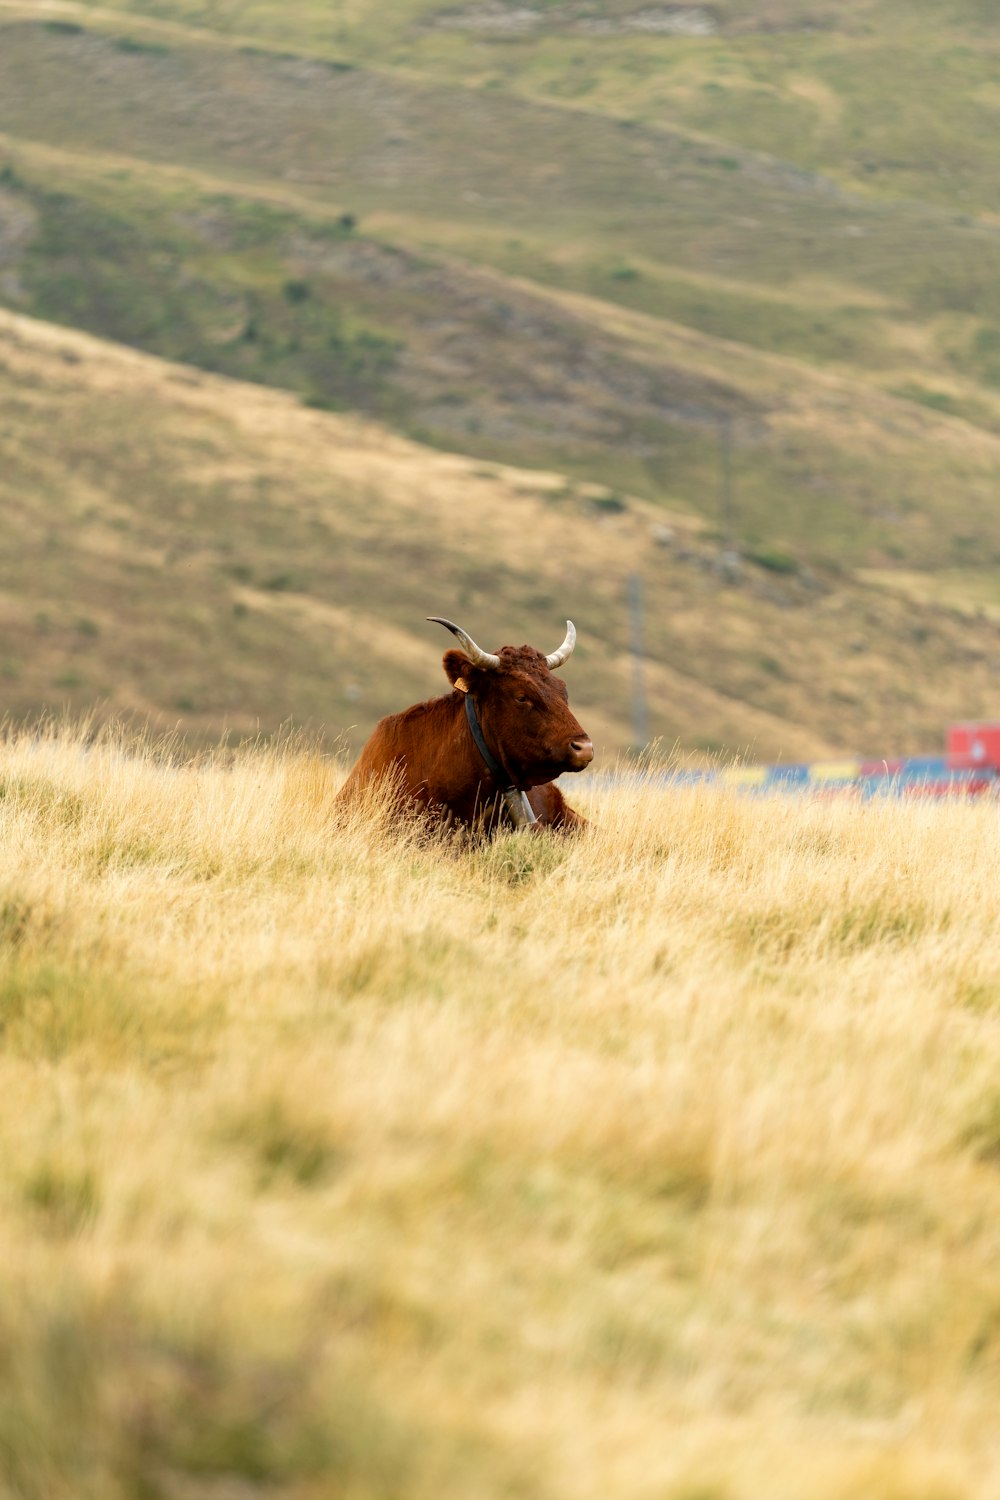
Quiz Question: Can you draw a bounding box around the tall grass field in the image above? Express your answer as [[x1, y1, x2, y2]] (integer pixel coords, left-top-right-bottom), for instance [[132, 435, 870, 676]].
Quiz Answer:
[[1, 723, 999, 1499]]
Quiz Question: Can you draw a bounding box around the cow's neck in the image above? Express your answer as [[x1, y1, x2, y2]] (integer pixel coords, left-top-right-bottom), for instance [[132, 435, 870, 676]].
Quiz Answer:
[[424, 694, 526, 827], [465, 695, 538, 826]]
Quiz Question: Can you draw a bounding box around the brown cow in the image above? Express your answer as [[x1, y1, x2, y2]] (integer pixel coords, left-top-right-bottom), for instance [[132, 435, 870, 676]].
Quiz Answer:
[[337, 617, 594, 831]]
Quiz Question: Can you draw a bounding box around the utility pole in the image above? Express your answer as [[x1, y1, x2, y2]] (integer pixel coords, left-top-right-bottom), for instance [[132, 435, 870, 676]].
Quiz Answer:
[[717, 411, 741, 581], [629, 571, 649, 750], [720, 411, 734, 550]]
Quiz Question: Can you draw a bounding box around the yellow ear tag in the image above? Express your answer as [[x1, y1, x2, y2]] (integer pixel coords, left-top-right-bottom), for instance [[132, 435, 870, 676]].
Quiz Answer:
[[454, 678, 469, 694]]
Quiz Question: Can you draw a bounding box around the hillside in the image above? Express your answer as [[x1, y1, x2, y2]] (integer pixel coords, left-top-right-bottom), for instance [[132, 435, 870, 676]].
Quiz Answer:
[[3, 307, 1000, 761], [0, 3, 999, 754], [46, 0, 1000, 215], [0, 10, 998, 565]]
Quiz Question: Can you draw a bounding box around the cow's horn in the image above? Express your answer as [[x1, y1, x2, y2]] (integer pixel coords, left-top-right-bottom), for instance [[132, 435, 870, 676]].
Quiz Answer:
[[427, 617, 501, 669], [545, 620, 577, 670]]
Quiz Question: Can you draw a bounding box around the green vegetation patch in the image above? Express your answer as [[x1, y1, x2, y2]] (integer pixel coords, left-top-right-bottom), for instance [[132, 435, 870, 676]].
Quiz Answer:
[[16, 182, 401, 416], [0, 957, 222, 1069], [22, 1160, 101, 1236], [223, 1094, 348, 1186], [0, 1291, 441, 1500]]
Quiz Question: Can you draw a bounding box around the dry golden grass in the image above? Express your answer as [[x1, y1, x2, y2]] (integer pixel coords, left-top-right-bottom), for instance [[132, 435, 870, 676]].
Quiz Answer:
[[1, 721, 999, 1499]]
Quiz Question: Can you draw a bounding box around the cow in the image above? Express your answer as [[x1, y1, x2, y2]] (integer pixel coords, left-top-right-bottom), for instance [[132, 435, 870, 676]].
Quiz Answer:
[[336, 617, 594, 831]]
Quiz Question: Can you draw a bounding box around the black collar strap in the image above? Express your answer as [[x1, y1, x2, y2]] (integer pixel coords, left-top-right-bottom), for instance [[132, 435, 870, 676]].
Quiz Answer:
[[463, 693, 537, 828], [464, 692, 512, 789]]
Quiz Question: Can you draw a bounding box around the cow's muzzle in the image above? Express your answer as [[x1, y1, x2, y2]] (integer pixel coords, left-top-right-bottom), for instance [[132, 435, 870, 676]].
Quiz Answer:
[[565, 737, 594, 771]]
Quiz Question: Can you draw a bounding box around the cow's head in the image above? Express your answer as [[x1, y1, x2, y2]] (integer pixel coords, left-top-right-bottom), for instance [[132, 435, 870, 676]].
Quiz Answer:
[[429, 617, 594, 787]]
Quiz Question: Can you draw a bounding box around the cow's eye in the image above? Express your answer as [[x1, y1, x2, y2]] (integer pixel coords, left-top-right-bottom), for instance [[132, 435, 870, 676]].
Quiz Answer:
[[516, 694, 532, 706]]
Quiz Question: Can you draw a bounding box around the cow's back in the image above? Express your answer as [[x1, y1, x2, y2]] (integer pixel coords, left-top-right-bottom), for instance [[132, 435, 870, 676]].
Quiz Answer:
[[336, 697, 460, 812]]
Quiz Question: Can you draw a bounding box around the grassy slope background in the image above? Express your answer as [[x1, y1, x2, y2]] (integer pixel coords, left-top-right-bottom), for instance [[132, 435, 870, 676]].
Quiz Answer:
[[6, 307, 1000, 761], [0, 5, 999, 756], [65, 0, 1000, 217]]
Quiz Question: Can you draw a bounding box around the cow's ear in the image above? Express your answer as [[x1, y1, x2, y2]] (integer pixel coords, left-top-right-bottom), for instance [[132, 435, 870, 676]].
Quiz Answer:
[[443, 649, 475, 694]]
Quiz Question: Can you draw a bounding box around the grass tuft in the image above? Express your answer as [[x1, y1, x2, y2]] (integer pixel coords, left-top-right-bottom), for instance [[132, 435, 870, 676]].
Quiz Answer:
[[22, 1162, 100, 1236]]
